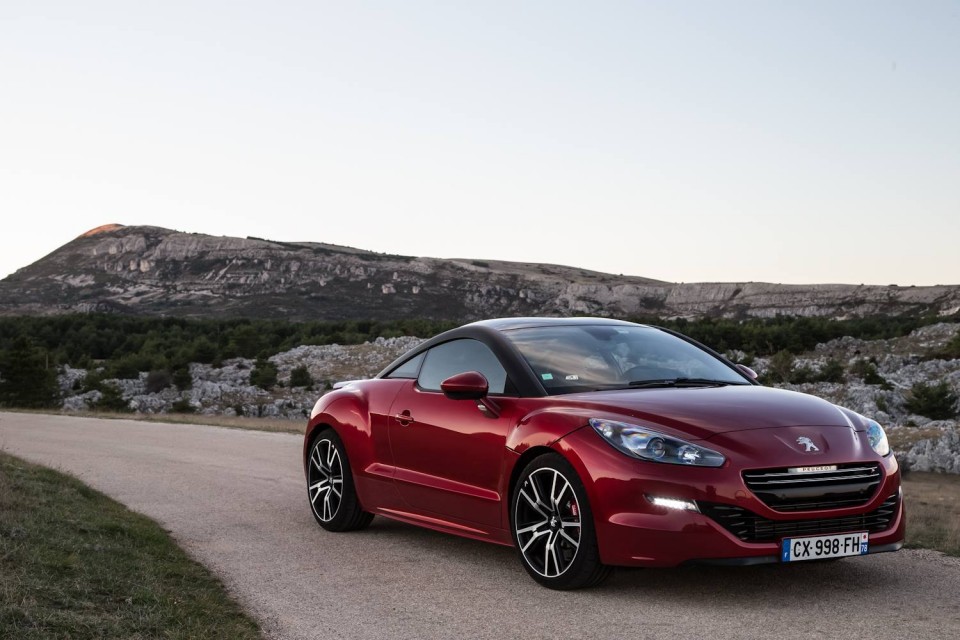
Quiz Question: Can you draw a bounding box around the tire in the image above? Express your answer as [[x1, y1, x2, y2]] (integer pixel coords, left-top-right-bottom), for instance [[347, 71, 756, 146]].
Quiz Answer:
[[511, 453, 611, 589], [306, 429, 373, 532]]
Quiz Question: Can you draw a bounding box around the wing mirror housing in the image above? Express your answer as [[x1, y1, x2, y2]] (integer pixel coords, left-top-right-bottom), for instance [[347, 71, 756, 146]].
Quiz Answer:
[[736, 363, 759, 380], [441, 371, 489, 400], [441, 371, 500, 417]]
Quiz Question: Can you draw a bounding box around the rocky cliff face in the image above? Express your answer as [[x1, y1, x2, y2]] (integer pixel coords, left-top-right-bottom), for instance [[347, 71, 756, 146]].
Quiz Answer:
[[2, 224, 958, 320]]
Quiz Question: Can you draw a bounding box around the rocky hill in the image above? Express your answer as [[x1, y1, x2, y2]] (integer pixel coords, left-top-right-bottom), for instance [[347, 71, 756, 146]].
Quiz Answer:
[[2, 224, 959, 320]]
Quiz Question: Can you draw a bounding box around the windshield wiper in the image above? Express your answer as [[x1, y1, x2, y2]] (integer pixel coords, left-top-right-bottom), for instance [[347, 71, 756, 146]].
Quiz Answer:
[[627, 378, 744, 388]]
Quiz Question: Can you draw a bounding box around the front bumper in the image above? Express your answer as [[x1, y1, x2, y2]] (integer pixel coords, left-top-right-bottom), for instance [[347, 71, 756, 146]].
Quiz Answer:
[[553, 426, 906, 568]]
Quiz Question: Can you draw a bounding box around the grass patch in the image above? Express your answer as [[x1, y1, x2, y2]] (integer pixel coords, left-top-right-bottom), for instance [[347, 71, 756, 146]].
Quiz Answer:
[[0, 451, 262, 639], [902, 471, 960, 557]]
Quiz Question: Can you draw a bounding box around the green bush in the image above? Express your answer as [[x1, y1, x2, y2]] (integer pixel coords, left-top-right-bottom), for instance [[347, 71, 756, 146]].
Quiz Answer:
[[933, 331, 960, 360], [250, 359, 278, 390], [875, 395, 889, 413], [289, 365, 313, 388], [816, 359, 845, 383], [145, 369, 173, 394], [763, 350, 795, 384], [88, 382, 131, 412], [851, 358, 887, 386], [172, 366, 192, 391], [170, 398, 196, 414], [905, 381, 959, 420]]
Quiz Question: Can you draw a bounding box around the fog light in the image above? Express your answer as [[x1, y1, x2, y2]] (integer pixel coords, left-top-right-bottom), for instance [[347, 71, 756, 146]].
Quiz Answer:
[[647, 495, 700, 512]]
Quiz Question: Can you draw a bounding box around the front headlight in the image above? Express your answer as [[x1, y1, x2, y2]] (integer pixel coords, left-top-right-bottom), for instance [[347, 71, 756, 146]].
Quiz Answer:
[[866, 419, 890, 457], [589, 418, 726, 467]]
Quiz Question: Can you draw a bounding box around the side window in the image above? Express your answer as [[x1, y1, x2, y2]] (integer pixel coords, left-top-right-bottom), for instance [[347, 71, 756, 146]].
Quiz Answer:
[[417, 339, 508, 395], [385, 352, 425, 379]]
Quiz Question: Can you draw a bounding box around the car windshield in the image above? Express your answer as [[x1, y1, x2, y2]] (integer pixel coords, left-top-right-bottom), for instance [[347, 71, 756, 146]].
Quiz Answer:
[[504, 325, 749, 395]]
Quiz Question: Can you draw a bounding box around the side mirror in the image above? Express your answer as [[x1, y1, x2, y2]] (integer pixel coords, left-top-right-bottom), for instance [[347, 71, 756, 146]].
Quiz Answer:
[[736, 363, 758, 380], [441, 371, 489, 400]]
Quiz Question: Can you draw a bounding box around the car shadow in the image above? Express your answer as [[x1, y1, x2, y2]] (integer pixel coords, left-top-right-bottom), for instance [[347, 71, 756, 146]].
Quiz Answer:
[[346, 515, 902, 604]]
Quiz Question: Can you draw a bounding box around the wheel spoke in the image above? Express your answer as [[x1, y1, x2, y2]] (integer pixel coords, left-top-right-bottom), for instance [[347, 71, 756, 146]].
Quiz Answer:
[[519, 489, 548, 519], [311, 449, 325, 473], [528, 475, 545, 509], [554, 480, 570, 507], [520, 528, 549, 553], [559, 529, 580, 548], [326, 444, 336, 468], [516, 519, 549, 535]]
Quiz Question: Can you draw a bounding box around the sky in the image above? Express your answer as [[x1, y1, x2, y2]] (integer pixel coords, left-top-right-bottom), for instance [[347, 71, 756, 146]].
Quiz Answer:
[[1, 1, 958, 285]]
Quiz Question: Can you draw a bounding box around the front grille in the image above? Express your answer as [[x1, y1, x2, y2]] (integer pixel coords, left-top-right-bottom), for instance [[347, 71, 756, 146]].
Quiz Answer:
[[699, 492, 899, 543], [742, 463, 882, 511]]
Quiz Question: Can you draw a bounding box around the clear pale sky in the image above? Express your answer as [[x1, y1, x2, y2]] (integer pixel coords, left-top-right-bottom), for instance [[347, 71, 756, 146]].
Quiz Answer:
[[1, 1, 958, 285]]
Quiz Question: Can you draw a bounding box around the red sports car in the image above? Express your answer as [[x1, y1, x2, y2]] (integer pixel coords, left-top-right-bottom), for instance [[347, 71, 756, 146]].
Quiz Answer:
[[304, 318, 903, 589]]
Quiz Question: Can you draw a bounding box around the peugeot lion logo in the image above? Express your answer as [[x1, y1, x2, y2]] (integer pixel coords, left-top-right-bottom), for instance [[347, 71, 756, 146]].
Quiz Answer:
[[796, 436, 820, 452]]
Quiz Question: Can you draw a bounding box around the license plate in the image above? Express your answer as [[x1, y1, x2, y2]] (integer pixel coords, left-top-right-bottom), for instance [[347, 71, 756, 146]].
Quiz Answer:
[[781, 532, 869, 562]]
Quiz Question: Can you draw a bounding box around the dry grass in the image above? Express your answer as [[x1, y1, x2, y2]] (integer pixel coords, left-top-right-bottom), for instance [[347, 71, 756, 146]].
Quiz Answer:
[[902, 471, 960, 557], [5, 408, 303, 434], [887, 426, 945, 451]]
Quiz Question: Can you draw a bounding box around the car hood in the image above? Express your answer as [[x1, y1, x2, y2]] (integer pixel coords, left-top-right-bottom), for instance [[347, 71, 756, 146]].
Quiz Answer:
[[559, 385, 858, 440]]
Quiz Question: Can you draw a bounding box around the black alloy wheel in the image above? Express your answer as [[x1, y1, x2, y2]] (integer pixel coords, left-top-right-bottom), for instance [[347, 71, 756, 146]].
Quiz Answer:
[[307, 429, 373, 532], [512, 453, 611, 589]]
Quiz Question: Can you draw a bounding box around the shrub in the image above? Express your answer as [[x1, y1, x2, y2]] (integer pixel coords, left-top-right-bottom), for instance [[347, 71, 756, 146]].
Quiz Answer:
[[875, 395, 889, 413], [763, 350, 795, 384], [170, 398, 196, 414], [88, 382, 131, 412], [250, 359, 278, 390], [172, 366, 192, 391], [905, 381, 959, 420], [934, 331, 960, 360], [851, 359, 887, 386], [145, 369, 173, 394], [289, 365, 313, 388], [815, 359, 845, 383]]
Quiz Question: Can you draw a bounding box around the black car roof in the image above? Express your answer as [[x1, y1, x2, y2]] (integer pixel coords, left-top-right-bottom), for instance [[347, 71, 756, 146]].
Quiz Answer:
[[465, 317, 646, 332]]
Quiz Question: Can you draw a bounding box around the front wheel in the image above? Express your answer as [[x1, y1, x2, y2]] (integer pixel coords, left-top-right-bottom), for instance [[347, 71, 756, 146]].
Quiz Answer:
[[511, 453, 611, 589], [306, 430, 373, 532]]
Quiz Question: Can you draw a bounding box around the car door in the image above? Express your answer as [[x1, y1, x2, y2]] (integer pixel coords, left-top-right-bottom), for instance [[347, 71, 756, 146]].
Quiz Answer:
[[388, 338, 515, 528]]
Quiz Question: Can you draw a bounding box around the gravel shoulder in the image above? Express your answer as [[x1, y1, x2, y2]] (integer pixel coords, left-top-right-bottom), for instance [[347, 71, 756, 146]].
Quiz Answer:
[[1, 412, 958, 640]]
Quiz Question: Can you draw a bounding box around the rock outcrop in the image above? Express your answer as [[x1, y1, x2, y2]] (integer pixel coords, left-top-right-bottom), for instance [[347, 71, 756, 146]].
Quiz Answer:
[[3, 224, 958, 321], [53, 324, 960, 473]]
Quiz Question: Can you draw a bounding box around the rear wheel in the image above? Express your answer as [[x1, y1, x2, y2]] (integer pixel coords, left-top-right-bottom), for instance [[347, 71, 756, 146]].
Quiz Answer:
[[307, 430, 373, 531], [511, 453, 611, 589]]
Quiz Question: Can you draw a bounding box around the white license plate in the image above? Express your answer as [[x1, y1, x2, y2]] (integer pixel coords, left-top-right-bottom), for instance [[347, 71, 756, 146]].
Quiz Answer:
[[781, 532, 869, 562]]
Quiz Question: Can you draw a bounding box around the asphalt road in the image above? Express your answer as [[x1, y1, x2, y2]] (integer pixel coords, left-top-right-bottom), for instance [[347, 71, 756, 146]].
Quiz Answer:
[[2, 412, 958, 640]]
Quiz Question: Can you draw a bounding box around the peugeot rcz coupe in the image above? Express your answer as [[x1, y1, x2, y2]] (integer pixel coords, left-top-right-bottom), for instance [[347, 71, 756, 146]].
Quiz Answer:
[[304, 318, 903, 589]]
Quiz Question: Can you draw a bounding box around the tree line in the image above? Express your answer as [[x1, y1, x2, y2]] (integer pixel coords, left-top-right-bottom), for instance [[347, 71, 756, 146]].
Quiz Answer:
[[0, 312, 956, 410]]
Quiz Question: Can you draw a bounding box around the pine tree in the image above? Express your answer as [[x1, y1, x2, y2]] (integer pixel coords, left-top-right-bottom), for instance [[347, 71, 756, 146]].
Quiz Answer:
[[0, 336, 59, 408]]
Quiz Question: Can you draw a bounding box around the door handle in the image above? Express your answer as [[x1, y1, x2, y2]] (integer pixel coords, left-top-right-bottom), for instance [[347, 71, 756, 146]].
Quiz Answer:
[[394, 410, 414, 425]]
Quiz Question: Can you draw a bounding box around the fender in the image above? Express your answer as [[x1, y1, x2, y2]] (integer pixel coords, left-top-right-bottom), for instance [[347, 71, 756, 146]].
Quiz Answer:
[[303, 379, 407, 510], [499, 406, 594, 527], [304, 386, 372, 475], [504, 406, 595, 455]]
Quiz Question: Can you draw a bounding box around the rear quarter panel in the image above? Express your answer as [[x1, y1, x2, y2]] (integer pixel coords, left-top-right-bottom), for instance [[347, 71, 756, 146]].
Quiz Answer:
[[304, 379, 408, 510]]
